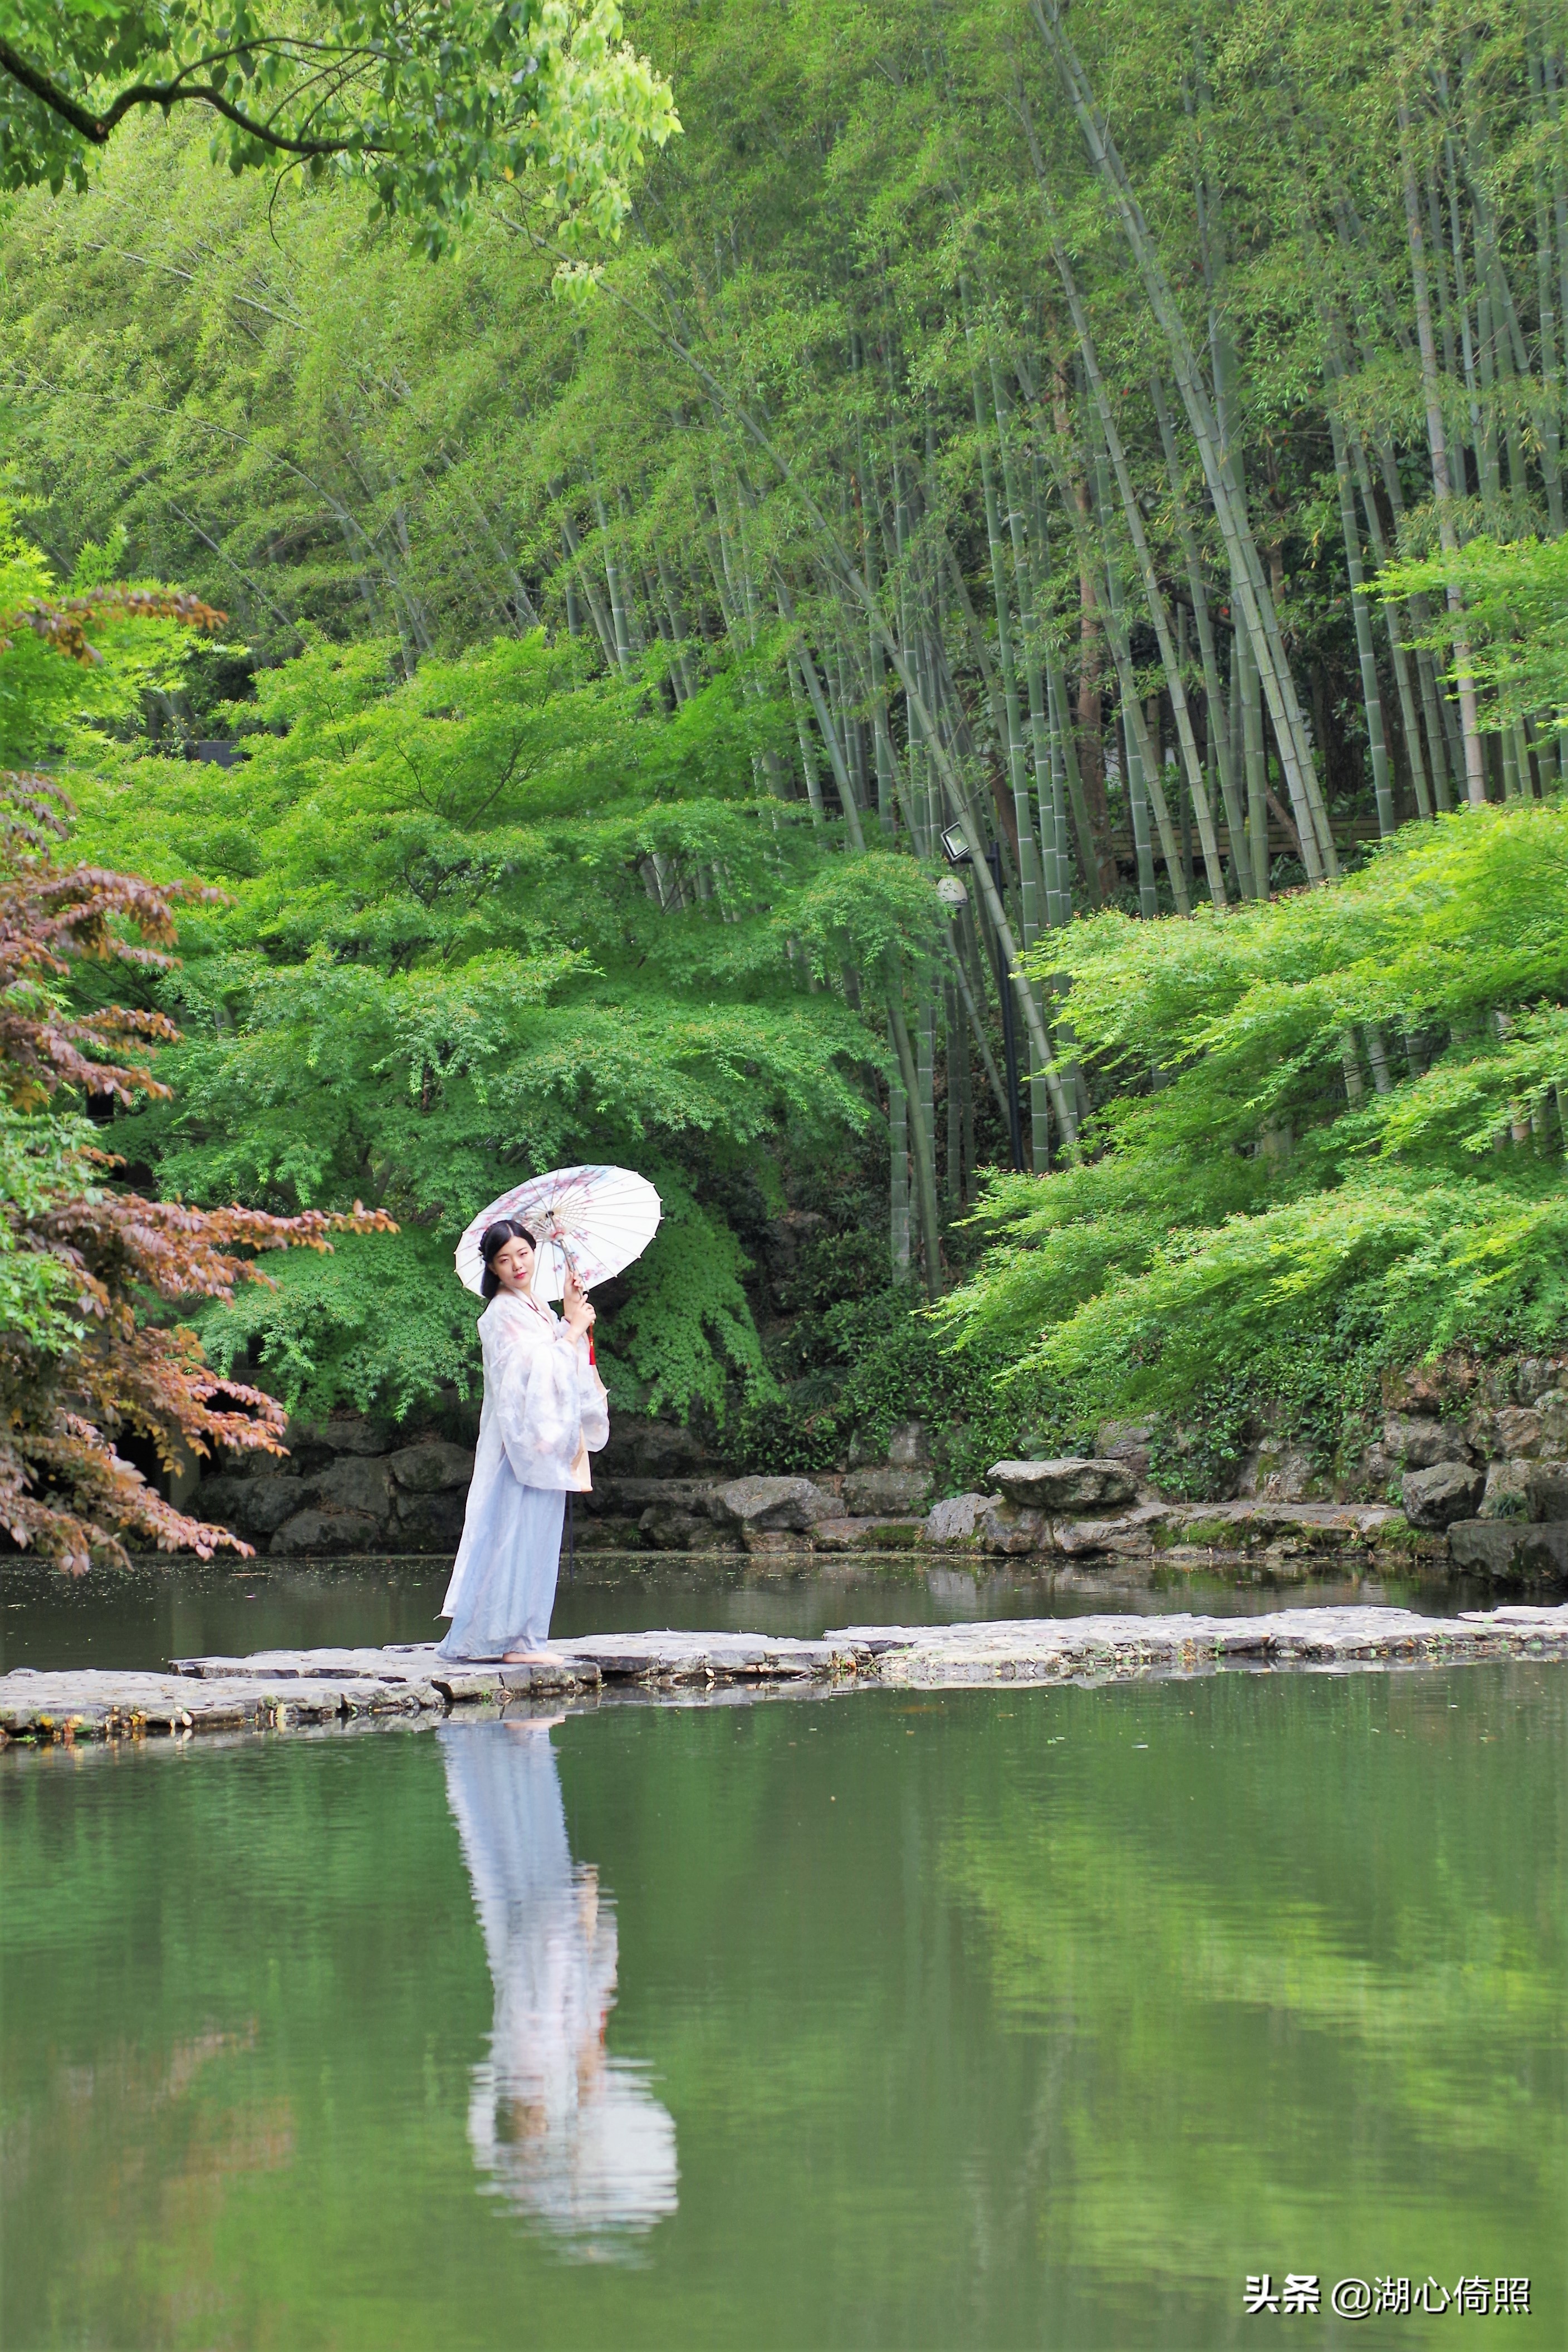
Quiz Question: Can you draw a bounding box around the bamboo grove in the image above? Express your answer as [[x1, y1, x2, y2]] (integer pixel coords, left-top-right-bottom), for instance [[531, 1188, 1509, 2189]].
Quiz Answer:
[[3, 0, 1566, 1464]]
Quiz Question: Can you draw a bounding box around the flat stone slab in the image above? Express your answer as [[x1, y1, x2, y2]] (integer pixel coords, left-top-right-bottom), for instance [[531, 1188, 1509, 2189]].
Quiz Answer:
[[3, 1605, 1565, 1742], [824, 1604, 1568, 1685], [560, 1631, 841, 1680], [0, 1668, 447, 1739]]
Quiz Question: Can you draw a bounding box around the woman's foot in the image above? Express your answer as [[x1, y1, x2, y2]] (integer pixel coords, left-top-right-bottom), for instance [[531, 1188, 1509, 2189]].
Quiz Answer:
[[502, 1647, 565, 1667]]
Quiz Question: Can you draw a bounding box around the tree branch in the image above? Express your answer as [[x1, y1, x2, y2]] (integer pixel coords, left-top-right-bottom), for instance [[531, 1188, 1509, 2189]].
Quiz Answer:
[[0, 36, 383, 157]]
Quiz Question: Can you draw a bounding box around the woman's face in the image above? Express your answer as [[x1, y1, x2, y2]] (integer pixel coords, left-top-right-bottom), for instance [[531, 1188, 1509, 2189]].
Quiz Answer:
[[492, 1234, 536, 1296]]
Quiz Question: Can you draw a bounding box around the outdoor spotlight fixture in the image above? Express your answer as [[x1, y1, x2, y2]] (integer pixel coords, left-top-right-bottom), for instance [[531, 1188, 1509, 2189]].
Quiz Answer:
[[940, 822, 971, 865], [935, 875, 968, 909]]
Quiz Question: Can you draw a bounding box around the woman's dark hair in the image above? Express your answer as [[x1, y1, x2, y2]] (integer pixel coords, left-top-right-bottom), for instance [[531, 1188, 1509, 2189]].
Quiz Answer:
[[479, 1219, 533, 1301]]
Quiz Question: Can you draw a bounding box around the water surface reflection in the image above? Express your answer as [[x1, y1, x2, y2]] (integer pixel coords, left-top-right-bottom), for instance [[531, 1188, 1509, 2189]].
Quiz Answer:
[[439, 1720, 678, 2252]]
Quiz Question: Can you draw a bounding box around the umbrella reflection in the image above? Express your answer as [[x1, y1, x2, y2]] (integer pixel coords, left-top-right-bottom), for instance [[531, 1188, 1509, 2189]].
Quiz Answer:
[[439, 1719, 678, 2252]]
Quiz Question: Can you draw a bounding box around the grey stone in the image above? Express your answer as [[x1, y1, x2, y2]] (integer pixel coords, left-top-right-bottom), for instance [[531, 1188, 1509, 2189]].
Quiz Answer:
[[1493, 1405, 1545, 1461], [193, 1474, 317, 1538], [1402, 1459, 1484, 1531], [1533, 1391, 1568, 1456], [712, 1474, 835, 1531], [1462, 1407, 1498, 1457], [1447, 1521, 1568, 1585], [387, 1439, 474, 1493], [812, 1516, 884, 1552], [977, 1498, 1051, 1554], [841, 1466, 933, 1516], [1358, 1444, 1399, 1497], [394, 1489, 468, 1550], [594, 1477, 713, 1515], [922, 1493, 989, 1545], [1095, 1420, 1156, 1486], [314, 1456, 395, 1519], [1383, 1413, 1468, 1469], [1051, 1504, 1170, 1557], [742, 1527, 815, 1556], [885, 1420, 929, 1467], [1527, 1466, 1568, 1521], [1236, 1443, 1327, 1502], [1477, 1459, 1535, 1522], [270, 1508, 382, 1555], [987, 1458, 1138, 1511], [638, 1505, 728, 1551]]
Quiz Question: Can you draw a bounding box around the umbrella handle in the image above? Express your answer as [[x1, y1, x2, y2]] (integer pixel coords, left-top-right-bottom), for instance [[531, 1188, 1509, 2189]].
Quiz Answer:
[[560, 1239, 596, 1363]]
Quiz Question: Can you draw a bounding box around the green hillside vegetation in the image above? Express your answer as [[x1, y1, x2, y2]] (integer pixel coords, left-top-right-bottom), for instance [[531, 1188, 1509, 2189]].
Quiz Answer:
[[942, 803, 1568, 1488]]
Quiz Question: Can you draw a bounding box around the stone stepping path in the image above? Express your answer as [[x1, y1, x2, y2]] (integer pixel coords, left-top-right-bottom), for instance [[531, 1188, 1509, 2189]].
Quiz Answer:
[[829, 1603, 1568, 1683], [2, 1605, 1565, 1743]]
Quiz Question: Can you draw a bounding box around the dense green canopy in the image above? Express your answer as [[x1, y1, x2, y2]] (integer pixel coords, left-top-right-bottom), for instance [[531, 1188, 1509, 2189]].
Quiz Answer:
[[0, 1, 678, 252]]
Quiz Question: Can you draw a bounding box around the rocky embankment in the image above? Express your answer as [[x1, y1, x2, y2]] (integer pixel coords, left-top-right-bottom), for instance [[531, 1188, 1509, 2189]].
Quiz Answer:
[[184, 1355, 1568, 1589]]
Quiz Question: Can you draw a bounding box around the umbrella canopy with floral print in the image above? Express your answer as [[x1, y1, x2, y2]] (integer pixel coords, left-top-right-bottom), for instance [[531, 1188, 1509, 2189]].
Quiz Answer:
[[454, 1165, 661, 1301]]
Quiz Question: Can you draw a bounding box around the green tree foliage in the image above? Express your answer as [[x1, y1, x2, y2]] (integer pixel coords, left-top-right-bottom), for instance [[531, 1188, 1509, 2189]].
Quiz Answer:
[[1380, 534, 1568, 739], [3, 0, 1567, 1469], [942, 803, 1568, 1477], [0, 1, 678, 252], [65, 626, 906, 1421]]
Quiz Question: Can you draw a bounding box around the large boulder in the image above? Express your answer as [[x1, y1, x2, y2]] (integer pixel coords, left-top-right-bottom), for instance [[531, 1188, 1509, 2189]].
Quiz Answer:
[[986, 1457, 1137, 1511], [1383, 1413, 1468, 1469], [1095, 1420, 1156, 1487], [975, 1498, 1052, 1554], [1447, 1520, 1568, 1585], [271, 1508, 382, 1554], [922, 1493, 989, 1546], [1236, 1440, 1328, 1502], [387, 1439, 474, 1493], [638, 1506, 730, 1551], [393, 1489, 468, 1550], [1493, 1405, 1545, 1461], [1477, 1459, 1533, 1522], [1402, 1460, 1484, 1531], [192, 1473, 316, 1539], [841, 1466, 933, 1516], [711, 1475, 835, 1532], [1534, 1390, 1568, 1456], [315, 1455, 395, 1521], [1527, 1466, 1568, 1520]]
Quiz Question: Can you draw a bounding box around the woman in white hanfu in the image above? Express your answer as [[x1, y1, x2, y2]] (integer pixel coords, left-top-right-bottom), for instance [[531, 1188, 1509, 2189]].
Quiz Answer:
[[439, 1718, 678, 2248], [438, 1219, 609, 1665]]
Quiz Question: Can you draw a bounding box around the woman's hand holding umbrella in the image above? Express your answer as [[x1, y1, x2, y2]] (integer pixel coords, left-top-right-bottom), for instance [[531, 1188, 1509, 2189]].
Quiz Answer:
[[561, 1272, 595, 1341]]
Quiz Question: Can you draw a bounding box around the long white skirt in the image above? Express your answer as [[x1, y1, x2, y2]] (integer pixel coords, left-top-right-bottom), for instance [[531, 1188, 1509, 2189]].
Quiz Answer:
[[438, 1468, 565, 1659]]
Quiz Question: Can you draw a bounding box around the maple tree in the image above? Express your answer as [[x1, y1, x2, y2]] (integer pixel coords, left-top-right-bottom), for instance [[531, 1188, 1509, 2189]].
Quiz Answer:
[[1, 585, 393, 1571]]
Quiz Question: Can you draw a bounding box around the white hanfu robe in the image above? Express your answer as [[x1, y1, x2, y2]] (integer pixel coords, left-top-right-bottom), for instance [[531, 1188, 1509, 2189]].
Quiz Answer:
[[438, 1291, 609, 1660]]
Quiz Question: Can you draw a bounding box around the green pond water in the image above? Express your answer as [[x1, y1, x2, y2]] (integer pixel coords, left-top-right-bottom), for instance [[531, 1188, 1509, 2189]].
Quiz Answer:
[[3, 1648, 1564, 2349], [0, 1552, 1468, 1675]]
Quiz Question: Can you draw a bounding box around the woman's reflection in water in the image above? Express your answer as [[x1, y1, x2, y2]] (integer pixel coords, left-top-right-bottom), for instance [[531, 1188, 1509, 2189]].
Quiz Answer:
[[439, 1718, 678, 2252]]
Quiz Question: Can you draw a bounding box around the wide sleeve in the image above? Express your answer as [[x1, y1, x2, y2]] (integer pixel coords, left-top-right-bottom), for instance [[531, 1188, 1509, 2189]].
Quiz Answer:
[[489, 1305, 607, 1488]]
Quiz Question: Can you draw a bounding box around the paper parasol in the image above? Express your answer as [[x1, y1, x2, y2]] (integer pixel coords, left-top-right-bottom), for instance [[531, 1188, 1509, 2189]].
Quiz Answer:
[[455, 1165, 662, 1301]]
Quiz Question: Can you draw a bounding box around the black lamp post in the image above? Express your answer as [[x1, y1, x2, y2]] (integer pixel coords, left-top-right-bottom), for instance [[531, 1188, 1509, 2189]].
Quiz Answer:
[[940, 824, 1024, 1173]]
